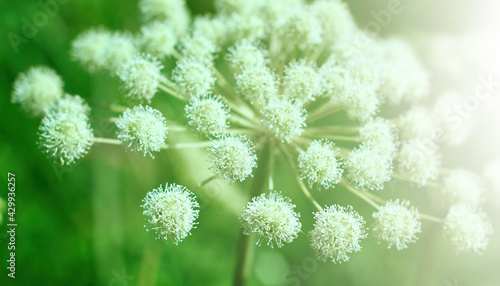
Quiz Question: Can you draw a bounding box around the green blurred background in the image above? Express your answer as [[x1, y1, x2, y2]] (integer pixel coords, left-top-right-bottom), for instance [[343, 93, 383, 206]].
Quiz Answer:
[[1, 0, 499, 285]]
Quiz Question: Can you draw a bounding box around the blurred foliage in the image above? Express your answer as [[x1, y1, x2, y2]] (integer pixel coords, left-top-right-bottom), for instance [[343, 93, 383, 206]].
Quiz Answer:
[[0, 0, 499, 286]]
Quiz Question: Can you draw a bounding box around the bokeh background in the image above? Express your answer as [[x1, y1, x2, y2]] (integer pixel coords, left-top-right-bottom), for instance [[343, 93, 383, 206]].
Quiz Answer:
[[1, 0, 499, 285]]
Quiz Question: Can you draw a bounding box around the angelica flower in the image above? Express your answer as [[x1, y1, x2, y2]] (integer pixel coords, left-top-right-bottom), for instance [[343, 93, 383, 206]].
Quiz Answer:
[[261, 96, 306, 142], [345, 145, 392, 191], [142, 183, 200, 244], [39, 111, 94, 165], [359, 117, 398, 158], [172, 57, 216, 96], [72, 30, 137, 73], [117, 54, 164, 102], [227, 40, 268, 73], [185, 93, 231, 136], [209, 135, 257, 182], [138, 21, 177, 59], [226, 13, 266, 42], [443, 204, 492, 254], [71, 28, 112, 72], [241, 192, 301, 248], [442, 169, 483, 206], [310, 205, 367, 263], [283, 60, 323, 104], [398, 106, 438, 141], [235, 65, 277, 106], [397, 139, 441, 186], [373, 200, 421, 250], [50, 94, 91, 116], [310, 0, 357, 43], [139, 0, 190, 36], [116, 105, 168, 157], [298, 140, 343, 189], [192, 16, 228, 46], [12, 66, 64, 116], [179, 33, 218, 63], [281, 9, 323, 50], [379, 38, 430, 104]]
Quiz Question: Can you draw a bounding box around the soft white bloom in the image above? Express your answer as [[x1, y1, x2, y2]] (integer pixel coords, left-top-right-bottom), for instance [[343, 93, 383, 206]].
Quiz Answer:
[[346, 145, 392, 191], [214, 0, 264, 15], [379, 38, 429, 104], [281, 9, 323, 50], [310, 205, 367, 263], [235, 65, 277, 106], [192, 16, 228, 46], [50, 94, 91, 116], [359, 117, 398, 159], [398, 106, 438, 141], [116, 105, 168, 157], [310, 0, 357, 43], [142, 183, 200, 244], [442, 169, 483, 206], [283, 60, 323, 104], [298, 140, 343, 189], [39, 111, 94, 165], [139, 0, 189, 36], [71, 28, 113, 72], [209, 135, 257, 182], [179, 33, 218, 63], [443, 204, 492, 254], [117, 54, 164, 102], [104, 32, 138, 72], [373, 200, 421, 250], [172, 57, 215, 96], [241, 192, 301, 248], [226, 13, 266, 42], [185, 93, 230, 136], [397, 139, 441, 186], [138, 21, 177, 58], [261, 96, 306, 142], [227, 40, 268, 73], [12, 66, 64, 116]]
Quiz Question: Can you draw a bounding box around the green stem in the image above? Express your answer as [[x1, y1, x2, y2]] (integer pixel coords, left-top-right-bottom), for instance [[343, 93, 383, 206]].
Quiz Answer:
[[233, 142, 272, 286], [280, 144, 323, 212], [307, 103, 343, 123], [160, 141, 212, 150], [159, 84, 187, 102], [304, 134, 361, 143], [92, 137, 122, 145], [340, 180, 380, 210], [192, 175, 216, 192], [304, 126, 359, 134]]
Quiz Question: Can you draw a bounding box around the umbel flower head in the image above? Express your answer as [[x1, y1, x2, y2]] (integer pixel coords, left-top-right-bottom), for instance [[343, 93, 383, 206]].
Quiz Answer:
[[298, 140, 343, 189], [116, 105, 168, 157], [185, 93, 231, 136], [359, 117, 398, 159], [372, 200, 422, 250], [283, 60, 323, 104], [397, 139, 441, 186], [309, 205, 367, 263], [172, 56, 216, 96], [12, 66, 64, 116], [443, 204, 492, 254], [117, 54, 164, 102], [346, 145, 392, 191], [442, 169, 483, 206], [261, 96, 306, 142], [241, 192, 301, 248], [71, 29, 137, 73], [38, 111, 94, 165], [138, 21, 177, 59], [209, 135, 257, 182], [141, 183, 200, 245], [50, 94, 91, 116]]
